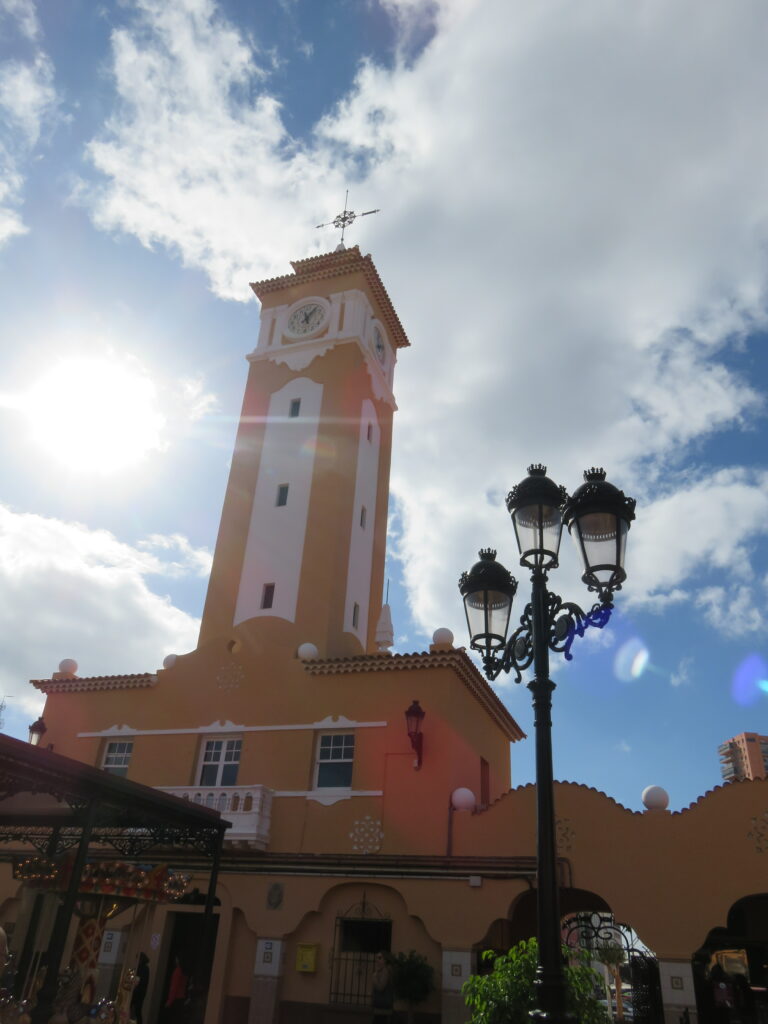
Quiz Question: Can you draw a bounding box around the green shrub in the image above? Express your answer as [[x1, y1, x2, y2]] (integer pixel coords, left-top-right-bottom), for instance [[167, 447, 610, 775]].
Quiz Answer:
[[391, 950, 435, 1010], [462, 938, 610, 1024]]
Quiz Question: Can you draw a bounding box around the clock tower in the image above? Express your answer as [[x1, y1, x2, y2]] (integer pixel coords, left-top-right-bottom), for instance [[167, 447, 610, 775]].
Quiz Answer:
[[198, 246, 409, 659]]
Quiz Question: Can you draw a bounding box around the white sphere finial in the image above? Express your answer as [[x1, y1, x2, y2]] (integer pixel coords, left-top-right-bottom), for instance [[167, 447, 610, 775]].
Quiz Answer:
[[297, 642, 319, 661], [451, 787, 477, 811], [162, 654, 178, 670], [58, 658, 78, 675], [642, 785, 669, 811], [432, 627, 454, 646]]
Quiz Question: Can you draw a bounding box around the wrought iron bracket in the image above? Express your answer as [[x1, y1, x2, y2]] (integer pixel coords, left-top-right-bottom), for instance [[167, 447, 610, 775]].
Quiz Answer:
[[482, 591, 613, 683]]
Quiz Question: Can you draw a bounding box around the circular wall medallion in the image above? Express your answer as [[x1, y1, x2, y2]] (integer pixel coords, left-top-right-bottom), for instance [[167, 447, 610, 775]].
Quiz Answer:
[[349, 816, 384, 854]]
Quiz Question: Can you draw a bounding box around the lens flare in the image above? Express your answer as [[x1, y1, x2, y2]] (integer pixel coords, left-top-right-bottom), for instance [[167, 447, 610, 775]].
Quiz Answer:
[[301, 437, 336, 460], [732, 655, 768, 706], [614, 638, 650, 682]]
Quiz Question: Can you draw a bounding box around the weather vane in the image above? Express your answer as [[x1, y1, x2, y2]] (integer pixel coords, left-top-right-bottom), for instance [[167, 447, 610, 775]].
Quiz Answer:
[[316, 190, 380, 247]]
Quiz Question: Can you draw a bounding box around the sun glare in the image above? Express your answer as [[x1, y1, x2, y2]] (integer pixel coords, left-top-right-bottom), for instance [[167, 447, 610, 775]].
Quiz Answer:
[[25, 355, 166, 474]]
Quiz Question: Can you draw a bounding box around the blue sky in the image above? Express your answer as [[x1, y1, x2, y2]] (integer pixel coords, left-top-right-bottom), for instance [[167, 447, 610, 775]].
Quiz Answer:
[[2, 0, 768, 812]]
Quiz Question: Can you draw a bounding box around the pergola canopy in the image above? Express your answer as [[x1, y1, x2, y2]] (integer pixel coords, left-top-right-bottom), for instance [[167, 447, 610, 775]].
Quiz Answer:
[[0, 732, 228, 858]]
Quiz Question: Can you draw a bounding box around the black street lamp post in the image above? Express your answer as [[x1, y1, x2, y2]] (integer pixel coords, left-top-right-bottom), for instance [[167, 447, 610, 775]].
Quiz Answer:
[[459, 465, 636, 1024]]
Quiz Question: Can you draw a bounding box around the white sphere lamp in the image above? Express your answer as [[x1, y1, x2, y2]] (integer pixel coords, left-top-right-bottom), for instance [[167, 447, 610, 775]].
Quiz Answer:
[[641, 785, 669, 811], [432, 627, 454, 646], [297, 642, 319, 660], [451, 787, 477, 812]]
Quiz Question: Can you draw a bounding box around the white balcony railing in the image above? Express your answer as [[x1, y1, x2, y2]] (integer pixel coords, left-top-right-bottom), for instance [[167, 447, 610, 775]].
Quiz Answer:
[[157, 785, 273, 849]]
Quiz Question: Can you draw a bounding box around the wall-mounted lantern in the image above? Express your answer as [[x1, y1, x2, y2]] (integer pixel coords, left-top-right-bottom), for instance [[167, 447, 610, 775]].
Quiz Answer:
[[28, 717, 47, 746], [404, 700, 425, 769]]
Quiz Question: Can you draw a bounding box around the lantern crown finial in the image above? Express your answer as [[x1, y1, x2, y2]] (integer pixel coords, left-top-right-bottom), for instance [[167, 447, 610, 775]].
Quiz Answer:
[[528, 463, 547, 476], [459, 550, 516, 597], [564, 470, 636, 525]]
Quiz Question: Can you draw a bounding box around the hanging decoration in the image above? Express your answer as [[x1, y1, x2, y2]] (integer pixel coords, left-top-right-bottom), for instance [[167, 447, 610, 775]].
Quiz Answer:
[[12, 857, 190, 903]]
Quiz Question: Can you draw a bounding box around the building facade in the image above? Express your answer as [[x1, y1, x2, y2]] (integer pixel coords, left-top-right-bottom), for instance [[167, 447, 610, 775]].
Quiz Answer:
[[5, 247, 768, 1024], [718, 732, 768, 782]]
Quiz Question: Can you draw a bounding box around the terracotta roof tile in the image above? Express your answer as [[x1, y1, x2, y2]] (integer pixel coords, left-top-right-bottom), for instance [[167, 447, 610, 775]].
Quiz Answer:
[[302, 648, 525, 742], [250, 246, 410, 350], [31, 673, 157, 694]]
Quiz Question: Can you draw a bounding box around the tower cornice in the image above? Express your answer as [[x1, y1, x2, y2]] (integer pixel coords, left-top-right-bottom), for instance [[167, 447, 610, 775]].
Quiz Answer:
[[250, 247, 410, 350]]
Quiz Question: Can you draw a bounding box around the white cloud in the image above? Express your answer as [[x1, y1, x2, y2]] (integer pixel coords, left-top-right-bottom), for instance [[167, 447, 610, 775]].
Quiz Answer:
[[625, 468, 768, 605], [670, 656, 693, 688], [79, 0, 768, 641], [0, 0, 39, 41], [695, 586, 764, 637], [138, 533, 213, 577], [616, 740, 631, 754], [0, 507, 207, 713], [0, 6, 58, 247]]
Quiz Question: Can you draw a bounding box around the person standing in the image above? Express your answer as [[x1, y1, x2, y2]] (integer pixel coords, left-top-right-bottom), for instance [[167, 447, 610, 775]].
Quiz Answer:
[[371, 952, 394, 1024], [163, 955, 188, 1023], [130, 952, 149, 1024]]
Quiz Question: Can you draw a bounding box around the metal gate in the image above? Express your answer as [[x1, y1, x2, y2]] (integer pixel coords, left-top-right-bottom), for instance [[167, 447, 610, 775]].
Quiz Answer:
[[329, 897, 392, 1007], [563, 912, 664, 1024]]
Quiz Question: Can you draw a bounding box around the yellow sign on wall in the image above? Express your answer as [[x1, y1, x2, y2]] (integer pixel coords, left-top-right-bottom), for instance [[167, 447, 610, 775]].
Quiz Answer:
[[296, 943, 318, 973]]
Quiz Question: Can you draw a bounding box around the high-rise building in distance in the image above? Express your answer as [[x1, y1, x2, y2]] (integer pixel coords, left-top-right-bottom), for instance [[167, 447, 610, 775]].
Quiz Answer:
[[718, 732, 768, 781]]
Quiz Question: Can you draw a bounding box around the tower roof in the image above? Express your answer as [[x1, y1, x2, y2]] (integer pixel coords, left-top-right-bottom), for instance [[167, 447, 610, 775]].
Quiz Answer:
[[250, 246, 411, 349]]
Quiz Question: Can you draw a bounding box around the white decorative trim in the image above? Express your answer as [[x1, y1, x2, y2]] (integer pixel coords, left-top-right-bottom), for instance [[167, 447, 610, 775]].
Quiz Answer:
[[345, 400, 378, 645], [234, 377, 322, 626], [248, 336, 397, 409], [273, 789, 383, 806], [77, 716, 387, 739], [256, 338, 340, 371]]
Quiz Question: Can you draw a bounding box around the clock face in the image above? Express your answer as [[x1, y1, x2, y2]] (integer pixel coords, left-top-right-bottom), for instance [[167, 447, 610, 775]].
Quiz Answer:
[[373, 326, 387, 364], [286, 302, 327, 337]]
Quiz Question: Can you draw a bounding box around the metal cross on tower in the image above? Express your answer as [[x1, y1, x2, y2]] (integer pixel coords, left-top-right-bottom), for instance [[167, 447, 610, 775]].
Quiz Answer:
[[316, 190, 380, 246]]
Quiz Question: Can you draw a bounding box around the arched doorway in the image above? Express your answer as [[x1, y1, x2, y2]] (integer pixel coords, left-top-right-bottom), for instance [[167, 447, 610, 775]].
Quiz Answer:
[[693, 893, 768, 1024], [474, 889, 663, 1023], [563, 912, 663, 1024]]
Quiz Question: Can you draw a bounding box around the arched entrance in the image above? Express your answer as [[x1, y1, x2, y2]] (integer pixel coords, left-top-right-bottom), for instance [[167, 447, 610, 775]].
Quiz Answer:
[[329, 894, 391, 1007], [474, 889, 663, 1022], [693, 893, 768, 1024], [563, 912, 663, 1024]]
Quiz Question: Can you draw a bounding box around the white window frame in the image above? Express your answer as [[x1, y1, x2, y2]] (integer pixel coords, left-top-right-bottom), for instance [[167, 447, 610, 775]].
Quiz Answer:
[[314, 732, 355, 790], [102, 740, 133, 777], [198, 736, 242, 787]]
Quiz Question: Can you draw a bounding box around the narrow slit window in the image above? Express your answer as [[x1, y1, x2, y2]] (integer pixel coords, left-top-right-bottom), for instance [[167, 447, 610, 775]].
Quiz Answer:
[[367, 423, 373, 442], [262, 583, 275, 609], [276, 484, 289, 506], [360, 506, 367, 529], [352, 603, 360, 629], [289, 398, 301, 418]]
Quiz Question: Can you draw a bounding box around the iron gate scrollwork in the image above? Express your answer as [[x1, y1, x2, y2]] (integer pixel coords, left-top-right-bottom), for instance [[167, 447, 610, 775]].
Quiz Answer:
[[329, 897, 392, 1007], [563, 913, 664, 1024]]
